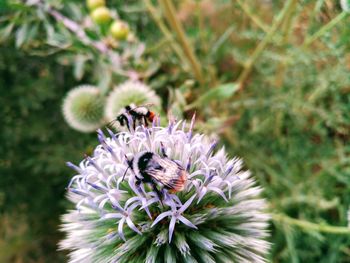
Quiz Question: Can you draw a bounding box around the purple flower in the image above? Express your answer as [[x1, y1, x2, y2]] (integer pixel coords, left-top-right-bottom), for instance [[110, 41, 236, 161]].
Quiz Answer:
[[60, 118, 270, 263], [151, 194, 197, 242]]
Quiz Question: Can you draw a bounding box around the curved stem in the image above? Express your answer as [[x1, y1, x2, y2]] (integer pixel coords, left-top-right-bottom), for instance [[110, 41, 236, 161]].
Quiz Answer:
[[273, 213, 350, 235]]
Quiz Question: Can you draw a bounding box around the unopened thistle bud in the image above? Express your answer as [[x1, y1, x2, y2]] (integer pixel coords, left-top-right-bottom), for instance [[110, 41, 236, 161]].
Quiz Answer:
[[62, 85, 105, 133]]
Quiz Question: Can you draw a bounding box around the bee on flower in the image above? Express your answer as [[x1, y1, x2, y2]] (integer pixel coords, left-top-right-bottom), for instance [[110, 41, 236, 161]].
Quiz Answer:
[[60, 113, 270, 263]]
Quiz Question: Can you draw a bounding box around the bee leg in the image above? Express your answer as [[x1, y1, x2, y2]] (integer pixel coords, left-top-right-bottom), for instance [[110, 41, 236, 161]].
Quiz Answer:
[[121, 155, 133, 182], [186, 156, 192, 172], [125, 117, 131, 131], [135, 179, 144, 196], [151, 182, 163, 206], [135, 179, 141, 187], [133, 117, 137, 130], [160, 142, 168, 158], [143, 116, 149, 127]]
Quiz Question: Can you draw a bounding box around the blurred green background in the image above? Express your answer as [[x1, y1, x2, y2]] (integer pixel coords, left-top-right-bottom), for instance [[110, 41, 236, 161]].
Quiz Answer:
[[1, 0, 350, 262]]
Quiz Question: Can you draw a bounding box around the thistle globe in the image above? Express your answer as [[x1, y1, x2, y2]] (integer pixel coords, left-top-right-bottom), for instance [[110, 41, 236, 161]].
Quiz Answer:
[[105, 80, 161, 128], [60, 117, 271, 262], [62, 85, 105, 133]]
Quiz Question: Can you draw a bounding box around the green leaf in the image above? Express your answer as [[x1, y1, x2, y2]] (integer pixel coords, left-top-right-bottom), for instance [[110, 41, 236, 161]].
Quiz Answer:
[[73, 55, 88, 80], [45, 22, 72, 48], [26, 23, 39, 43], [44, 22, 55, 42], [15, 23, 29, 48], [0, 23, 14, 43], [96, 61, 112, 94], [164, 245, 176, 263], [187, 82, 239, 109], [145, 245, 159, 263]]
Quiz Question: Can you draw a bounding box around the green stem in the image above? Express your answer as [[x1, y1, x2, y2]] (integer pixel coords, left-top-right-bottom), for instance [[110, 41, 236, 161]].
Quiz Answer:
[[143, 0, 189, 71], [235, 0, 270, 33], [309, 0, 326, 25], [144, 37, 171, 54], [159, 0, 204, 85], [274, 0, 298, 87], [236, 0, 297, 88], [303, 11, 348, 47], [272, 213, 350, 235]]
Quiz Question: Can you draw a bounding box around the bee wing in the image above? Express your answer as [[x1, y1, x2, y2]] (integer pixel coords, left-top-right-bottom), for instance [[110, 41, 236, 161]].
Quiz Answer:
[[130, 103, 154, 111], [145, 156, 186, 191]]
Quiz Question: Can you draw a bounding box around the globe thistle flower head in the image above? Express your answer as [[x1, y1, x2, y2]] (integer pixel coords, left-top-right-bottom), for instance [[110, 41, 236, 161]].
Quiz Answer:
[[105, 80, 161, 130], [62, 85, 105, 133], [60, 116, 270, 262]]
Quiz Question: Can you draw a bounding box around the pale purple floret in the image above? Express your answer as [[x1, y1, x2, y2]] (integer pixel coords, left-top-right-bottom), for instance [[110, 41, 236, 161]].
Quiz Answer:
[[191, 170, 228, 203], [151, 195, 198, 242], [102, 201, 142, 241]]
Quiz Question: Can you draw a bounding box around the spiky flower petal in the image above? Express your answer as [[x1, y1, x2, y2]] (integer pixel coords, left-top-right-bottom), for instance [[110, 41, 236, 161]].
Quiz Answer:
[[104, 80, 161, 126], [60, 118, 270, 262], [62, 85, 105, 133]]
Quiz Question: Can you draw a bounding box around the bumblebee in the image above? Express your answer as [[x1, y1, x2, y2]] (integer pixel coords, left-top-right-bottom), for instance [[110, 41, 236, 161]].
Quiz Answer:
[[115, 104, 156, 130], [124, 147, 187, 201]]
